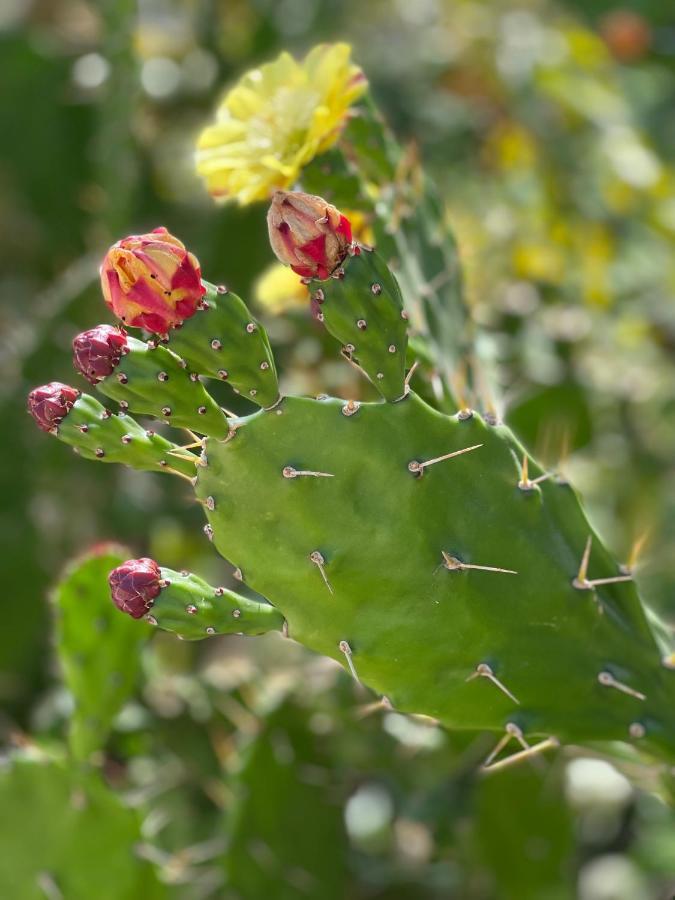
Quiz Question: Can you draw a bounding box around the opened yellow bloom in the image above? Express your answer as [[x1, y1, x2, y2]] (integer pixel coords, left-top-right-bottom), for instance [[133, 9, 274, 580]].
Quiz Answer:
[[195, 44, 367, 205]]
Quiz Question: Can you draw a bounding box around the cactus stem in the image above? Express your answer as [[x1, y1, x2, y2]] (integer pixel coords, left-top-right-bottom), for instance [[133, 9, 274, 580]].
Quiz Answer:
[[309, 550, 333, 595], [597, 670, 646, 701], [441, 552, 517, 576], [408, 443, 483, 476], [482, 736, 560, 774], [466, 663, 520, 705], [282, 466, 334, 479], [338, 640, 359, 682]]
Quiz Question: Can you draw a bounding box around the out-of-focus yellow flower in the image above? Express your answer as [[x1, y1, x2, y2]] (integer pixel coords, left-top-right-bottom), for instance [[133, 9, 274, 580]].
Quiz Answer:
[[485, 122, 537, 171], [577, 223, 613, 308], [255, 264, 309, 315], [512, 241, 565, 284], [195, 44, 367, 205]]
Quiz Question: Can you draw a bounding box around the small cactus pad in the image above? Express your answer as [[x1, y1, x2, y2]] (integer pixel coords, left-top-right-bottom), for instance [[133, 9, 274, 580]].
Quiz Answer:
[[195, 392, 674, 754], [0, 756, 166, 899], [54, 544, 149, 762], [109, 562, 284, 640], [90, 335, 229, 438], [51, 391, 197, 477], [163, 283, 279, 407], [311, 248, 408, 400]]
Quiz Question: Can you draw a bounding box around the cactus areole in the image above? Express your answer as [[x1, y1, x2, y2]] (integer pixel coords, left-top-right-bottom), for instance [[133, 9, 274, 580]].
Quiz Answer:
[[28, 194, 675, 762]]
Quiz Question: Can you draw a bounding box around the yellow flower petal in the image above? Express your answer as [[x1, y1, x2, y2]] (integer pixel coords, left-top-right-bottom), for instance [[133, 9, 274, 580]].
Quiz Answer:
[[195, 43, 367, 205]]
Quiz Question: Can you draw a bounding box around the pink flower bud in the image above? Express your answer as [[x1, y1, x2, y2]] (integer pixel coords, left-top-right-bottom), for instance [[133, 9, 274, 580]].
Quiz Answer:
[[100, 227, 206, 333], [72, 325, 128, 384], [109, 557, 162, 619], [27, 383, 80, 433], [267, 191, 353, 280]]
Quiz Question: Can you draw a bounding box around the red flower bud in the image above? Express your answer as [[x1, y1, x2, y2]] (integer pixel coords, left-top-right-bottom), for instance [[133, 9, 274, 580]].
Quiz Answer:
[[72, 325, 128, 384], [27, 382, 80, 433], [100, 227, 206, 333], [109, 557, 162, 619], [267, 191, 353, 280]]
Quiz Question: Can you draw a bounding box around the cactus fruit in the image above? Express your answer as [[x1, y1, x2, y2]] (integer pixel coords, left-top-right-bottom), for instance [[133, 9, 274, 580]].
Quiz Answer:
[[100, 226, 205, 332], [27, 382, 80, 432], [29, 198, 675, 763]]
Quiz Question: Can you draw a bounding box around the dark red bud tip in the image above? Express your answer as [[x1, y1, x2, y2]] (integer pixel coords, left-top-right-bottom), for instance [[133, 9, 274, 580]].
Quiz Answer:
[[109, 557, 161, 619], [72, 325, 128, 384], [27, 382, 80, 433]]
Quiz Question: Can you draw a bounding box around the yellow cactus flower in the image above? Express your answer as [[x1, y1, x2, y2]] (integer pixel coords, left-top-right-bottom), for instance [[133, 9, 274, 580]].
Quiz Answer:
[[195, 44, 367, 205], [255, 264, 309, 315]]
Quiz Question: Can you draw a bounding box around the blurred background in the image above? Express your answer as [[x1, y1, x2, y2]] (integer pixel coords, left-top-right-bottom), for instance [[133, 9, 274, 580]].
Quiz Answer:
[[1, 0, 675, 897]]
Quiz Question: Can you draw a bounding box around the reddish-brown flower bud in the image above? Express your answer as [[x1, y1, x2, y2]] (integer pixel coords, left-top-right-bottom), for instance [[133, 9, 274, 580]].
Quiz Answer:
[[109, 557, 162, 619], [72, 325, 128, 384], [100, 227, 206, 333], [27, 383, 80, 433], [267, 191, 353, 280]]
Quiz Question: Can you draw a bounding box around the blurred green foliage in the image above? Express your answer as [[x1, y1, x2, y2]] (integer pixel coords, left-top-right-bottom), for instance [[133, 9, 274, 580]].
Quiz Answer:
[[2, 0, 675, 897]]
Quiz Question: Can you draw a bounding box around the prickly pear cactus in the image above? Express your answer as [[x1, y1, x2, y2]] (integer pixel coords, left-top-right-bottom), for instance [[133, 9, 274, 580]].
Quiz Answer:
[[53, 543, 150, 762], [28, 199, 675, 766]]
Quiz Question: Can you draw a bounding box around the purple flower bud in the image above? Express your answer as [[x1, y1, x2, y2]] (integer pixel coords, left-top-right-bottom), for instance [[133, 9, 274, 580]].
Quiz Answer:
[[109, 557, 162, 619], [73, 325, 128, 384], [27, 382, 80, 433]]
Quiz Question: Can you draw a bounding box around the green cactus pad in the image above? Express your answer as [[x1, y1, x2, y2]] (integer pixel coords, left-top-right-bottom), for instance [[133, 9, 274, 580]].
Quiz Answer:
[[145, 567, 284, 640], [163, 282, 279, 408], [54, 544, 150, 762], [0, 755, 166, 900], [195, 392, 674, 756], [96, 335, 229, 438], [312, 249, 408, 401], [223, 700, 348, 900], [57, 392, 197, 477]]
